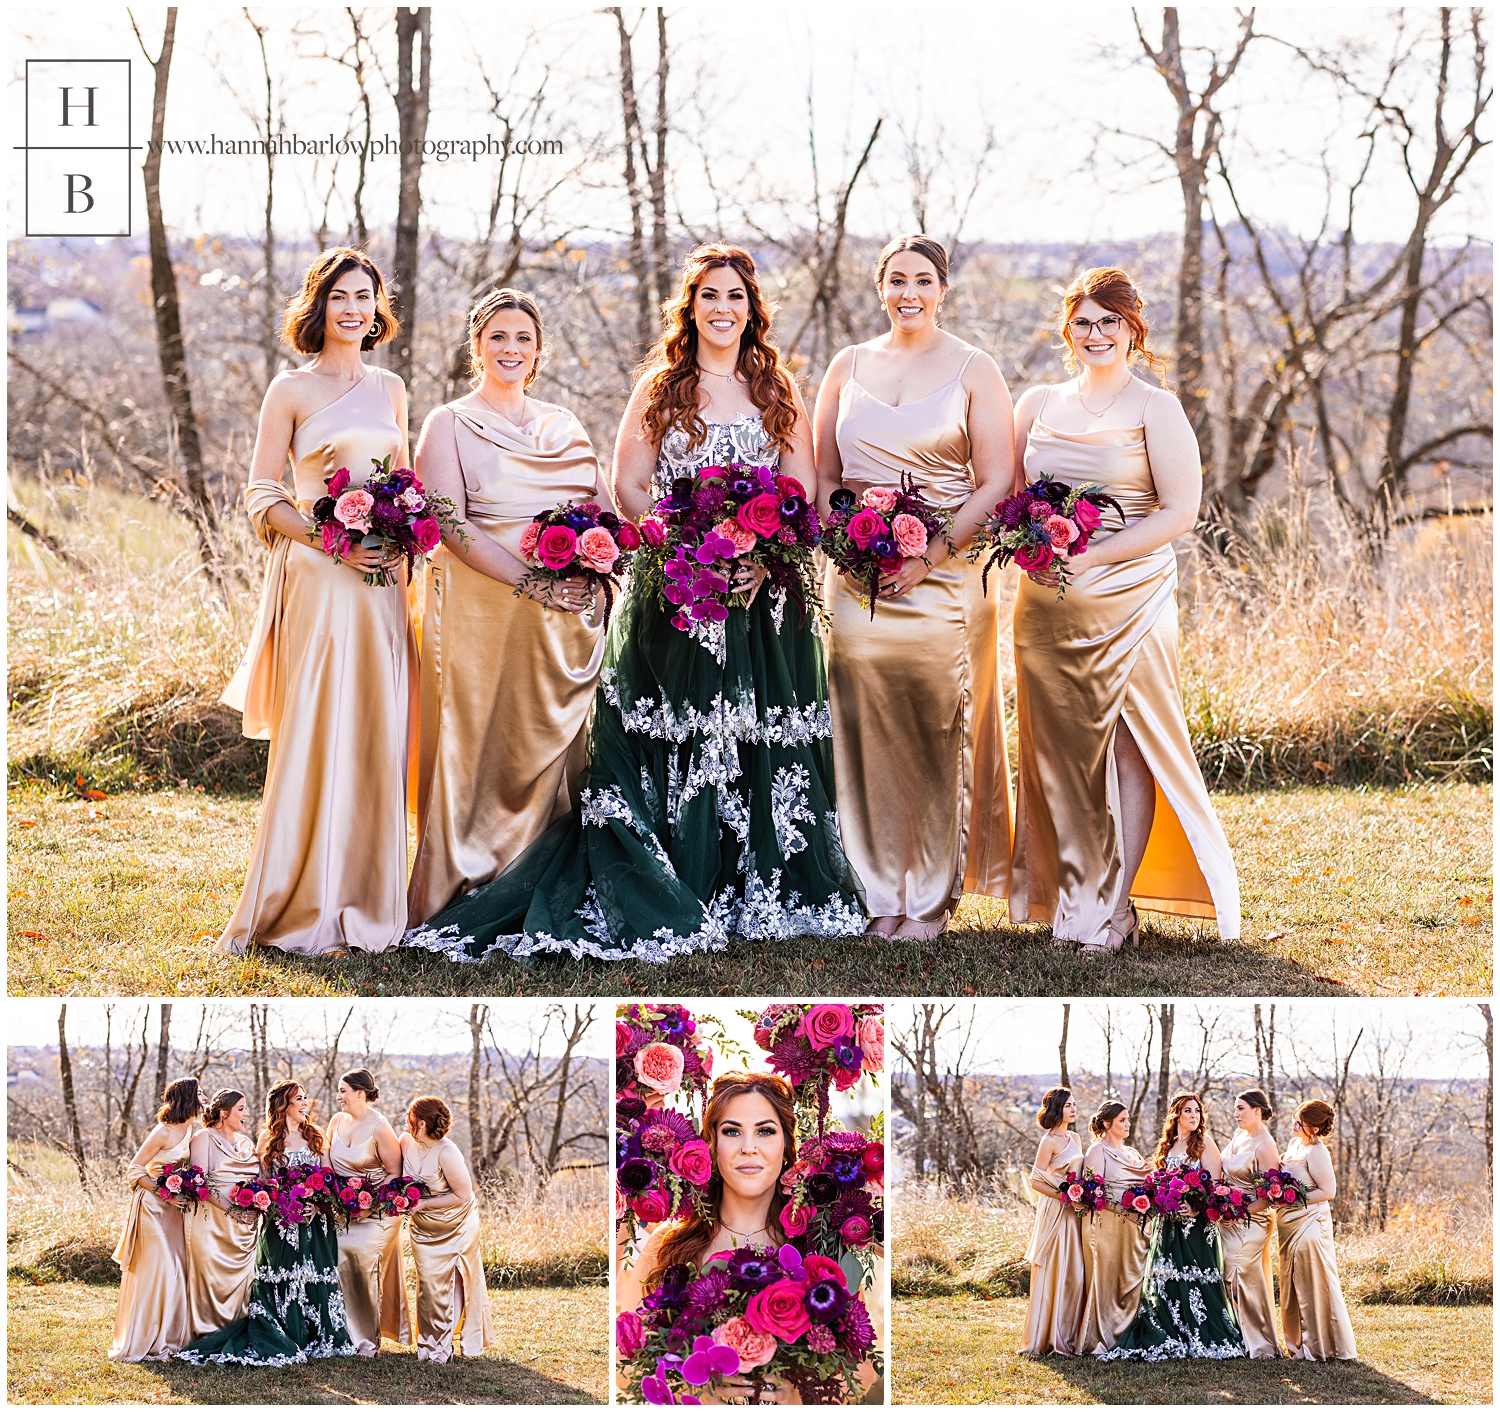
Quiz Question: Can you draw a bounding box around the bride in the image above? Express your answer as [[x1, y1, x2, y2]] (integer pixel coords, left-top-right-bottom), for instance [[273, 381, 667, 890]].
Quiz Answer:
[[406, 243, 864, 961]]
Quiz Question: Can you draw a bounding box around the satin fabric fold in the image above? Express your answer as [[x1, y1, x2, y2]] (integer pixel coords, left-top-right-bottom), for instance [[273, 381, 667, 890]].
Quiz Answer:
[[1010, 413, 1240, 946], [1019, 1135, 1087, 1355], [218, 372, 418, 955], [403, 1139, 494, 1360], [407, 402, 606, 925], [331, 1128, 409, 1354], [1278, 1143, 1357, 1360], [826, 367, 1011, 922], [183, 1132, 261, 1338], [1079, 1145, 1149, 1354], [110, 1135, 192, 1360], [1220, 1144, 1281, 1358]]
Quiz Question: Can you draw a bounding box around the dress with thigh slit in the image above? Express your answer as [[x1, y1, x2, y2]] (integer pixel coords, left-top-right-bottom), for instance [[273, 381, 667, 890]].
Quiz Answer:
[[1019, 1132, 1088, 1355]]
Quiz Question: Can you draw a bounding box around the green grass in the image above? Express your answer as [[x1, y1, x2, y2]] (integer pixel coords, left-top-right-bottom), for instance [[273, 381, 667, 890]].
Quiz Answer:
[[892, 1295, 1491, 1405], [7, 780, 1489, 997], [5, 1279, 606, 1404]]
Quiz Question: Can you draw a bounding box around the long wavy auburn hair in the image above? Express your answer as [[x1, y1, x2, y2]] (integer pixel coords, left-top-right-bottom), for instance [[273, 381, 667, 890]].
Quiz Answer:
[[638, 244, 799, 454], [262, 1079, 326, 1165], [1152, 1091, 1208, 1168], [646, 1072, 799, 1288]]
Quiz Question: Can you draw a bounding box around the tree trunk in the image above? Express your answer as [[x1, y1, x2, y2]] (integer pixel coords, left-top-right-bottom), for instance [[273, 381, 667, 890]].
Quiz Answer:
[[1058, 1004, 1071, 1088], [468, 1004, 488, 1173], [609, 7, 652, 354], [245, 11, 278, 392], [57, 1005, 89, 1188], [1154, 1004, 1176, 1136], [137, 8, 219, 573], [648, 7, 670, 313], [391, 7, 432, 390], [1253, 1003, 1276, 1118], [1482, 1004, 1493, 1184], [154, 1003, 173, 1110], [1375, 235, 1430, 525]]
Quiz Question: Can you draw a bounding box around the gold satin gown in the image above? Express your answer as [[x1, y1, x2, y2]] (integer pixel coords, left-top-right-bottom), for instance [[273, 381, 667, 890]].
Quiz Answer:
[[826, 355, 1011, 923], [110, 1127, 192, 1360], [183, 1130, 261, 1338], [1010, 388, 1241, 946], [219, 370, 418, 954], [403, 1138, 494, 1360], [1277, 1141, 1357, 1360], [406, 402, 607, 926], [1019, 1133, 1088, 1355], [330, 1125, 410, 1354], [1220, 1141, 1281, 1358], [1079, 1144, 1149, 1354]]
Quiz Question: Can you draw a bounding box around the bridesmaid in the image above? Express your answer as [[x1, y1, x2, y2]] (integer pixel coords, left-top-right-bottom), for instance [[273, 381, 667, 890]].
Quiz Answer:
[[406, 289, 605, 926], [328, 1069, 409, 1355], [815, 234, 1015, 940], [219, 247, 416, 955], [1078, 1101, 1150, 1355], [183, 1088, 259, 1338], [110, 1078, 201, 1360], [1278, 1100, 1358, 1361], [1220, 1089, 1282, 1358], [400, 1096, 494, 1361], [1019, 1088, 1087, 1356], [1008, 266, 1240, 950]]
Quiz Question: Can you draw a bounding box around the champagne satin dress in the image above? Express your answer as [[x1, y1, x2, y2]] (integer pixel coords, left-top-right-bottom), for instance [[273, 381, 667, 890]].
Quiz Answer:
[[403, 1138, 494, 1360], [1079, 1144, 1150, 1354], [220, 369, 418, 954], [1220, 1141, 1281, 1358], [330, 1125, 409, 1354], [1019, 1132, 1087, 1355], [1010, 386, 1240, 947], [826, 354, 1011, 923], [406, 402, 607, 925], [1277, 1141, 1357, 1360], [110, 1127, 192, 1360], [183, 1130, 260, 1338]]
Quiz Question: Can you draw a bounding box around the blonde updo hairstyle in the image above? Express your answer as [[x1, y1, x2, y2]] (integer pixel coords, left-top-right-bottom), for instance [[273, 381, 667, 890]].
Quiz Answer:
[[1059, 266, 1168, 381], [468, 287, 545, 388]]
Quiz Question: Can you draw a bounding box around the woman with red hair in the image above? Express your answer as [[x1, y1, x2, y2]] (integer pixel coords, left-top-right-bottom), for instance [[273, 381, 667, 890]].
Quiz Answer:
[[1277, 1101, 1357, 1360], [1009, 267, 1240, 952]]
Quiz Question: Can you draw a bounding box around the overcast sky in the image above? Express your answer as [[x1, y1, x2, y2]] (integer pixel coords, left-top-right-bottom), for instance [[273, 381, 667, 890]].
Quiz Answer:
[[9, 5, 1489, 248]]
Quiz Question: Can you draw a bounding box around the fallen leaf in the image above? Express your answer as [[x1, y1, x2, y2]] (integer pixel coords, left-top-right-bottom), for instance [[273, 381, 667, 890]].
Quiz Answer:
[[83, 789, 107, 801], [962, 984, 976, 995], [1312, 760, 1332, 773], [17, 820, 38, 828], [809, 958, 826, 970], [192, 931, 216, 942], [1314, 974, 1346, 986], [19, 931, 47, 940]]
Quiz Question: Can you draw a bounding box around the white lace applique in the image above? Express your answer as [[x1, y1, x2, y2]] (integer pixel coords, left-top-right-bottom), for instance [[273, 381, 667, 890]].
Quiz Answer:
[[770, 764, 816, 856]]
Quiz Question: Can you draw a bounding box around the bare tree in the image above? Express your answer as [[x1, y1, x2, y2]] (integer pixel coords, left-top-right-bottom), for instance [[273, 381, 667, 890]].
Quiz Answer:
[[1058, 1004, 1071, 1088], [1153, 1003, 1177, 1134], [390, 7, 432, 389], [153, 1003, 173, 1112], [1253, 1003, 1276, 1115], [1480, 1003, 1493, 1182], [57, 1006, 89, 1188], [242, 9, 281, 392]]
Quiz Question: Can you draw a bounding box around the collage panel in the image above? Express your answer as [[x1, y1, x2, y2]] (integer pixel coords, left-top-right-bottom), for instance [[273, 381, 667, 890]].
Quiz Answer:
[[614, 1001, 886, 1404], [888, 998, 1492, 1406], [7, 998, 609, 1405]]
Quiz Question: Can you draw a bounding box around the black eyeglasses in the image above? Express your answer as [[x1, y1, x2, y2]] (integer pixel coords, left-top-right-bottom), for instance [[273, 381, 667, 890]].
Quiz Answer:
[[1068, 315, 1125, 337]]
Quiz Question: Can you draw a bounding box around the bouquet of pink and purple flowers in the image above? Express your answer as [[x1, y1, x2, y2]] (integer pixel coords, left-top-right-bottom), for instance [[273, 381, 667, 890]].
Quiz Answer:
[[615, 1102, 714, 1246], [971, 471, 1123, 599], [1058, 1168, 1108, 1219], [748, 1004, 883, 1111], [154, 1161, 212, 1205], [227, 1175, 279, 1225], [1202, 1180, 1252, 1227], [778, 1122, 884, 1270], [616, 1004, 715, 1109], [310, 454, 464, 587], [517, 499, 641, 626], [1254, 1167, 1309, 1210], [267, 1163, 337, 1231], [822, 477, 953, 617], [1119, 1178, 1156, 1228], [616, 1243, 880, 1406], [636, 465, 823, 642], [377, 1176, 428, 1217]]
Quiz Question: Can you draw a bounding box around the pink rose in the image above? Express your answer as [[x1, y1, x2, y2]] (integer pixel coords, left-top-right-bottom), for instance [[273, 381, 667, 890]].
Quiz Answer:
[[616, 1021, 634, 1056], [712, 1317, 778, 1373], [861, 486, 899, 513], [1042, 514, 1078, 551], [802, 1254, 847, 1289], [520, 522, 542, 558], [326, 467, 351, 497], [412, 516, 441, 552], [234, 1188, 254, 1207], [891, 513, 928, 557], [1014, 540, 1055, 572], [165, 1175, 183, 1192], [745, 1279, 811, 1342], [858, 1016, 884, 1072], [320, 523, 348, 558], [779, 1202, 812, 1236], [334, 488, 374, 530], [537, 524, 578, 569], [615, 1186, 626, 1220], [845, 508, 888, 550], [1132, 1194, 1152, 1213], [634, 1041, 686, 1094], [253, 1190, 272, 1210], [737, 493, 783, 539], [861, 1142, 885, 1186], [1068, 1184, 1085, 1202], [840, 1215, 873, 1245], [1072, 498, 1104, 533], [579, 526, 620, 573], [713, 518, 758, 557], [633, 1186, 669, 1223], [779, 1159, 809, 1195], [357, 1191, 373, 1209], [797, 1003, 855, 1051], [639, 515, 668, 548], [616, 520, 642, 551], [669, 1139, 713, 1187], [701, 1047, 712, 1076], [616, 1310, 648, 1358]]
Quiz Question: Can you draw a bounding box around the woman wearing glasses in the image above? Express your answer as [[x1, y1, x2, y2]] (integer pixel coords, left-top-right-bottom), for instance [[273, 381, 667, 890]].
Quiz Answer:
[[1007, 267, 1240, 952]]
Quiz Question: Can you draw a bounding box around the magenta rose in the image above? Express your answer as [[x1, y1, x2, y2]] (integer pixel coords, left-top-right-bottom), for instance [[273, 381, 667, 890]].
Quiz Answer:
[[537, 524, 578, 569], [616, 520, 642, 551], [669, 1139, 713, 1187], [712, 1316, 778, 1373], [639, 515, 668, 548], [1014, 540, 1055, 572], [774, 475, 805, 498], [616, 1020, 634, 1057], [745, 1279, 811, 1342], [858, 1016, 884, 1072], [326, 467, 352, 498], [736, 492, 783, 539], [891, 513, 929, 557], [633, 1186, 670, 1223], [616, 1309, 648, 1358], [1072, 498, 1104, 533], [412, 516, 441, 552], [780, 1201, 812, 1236], [634, 1041, 685, 1094], [861, 1142, 885, 1185], [840, 1214, 873, 1245], [802, 1254, 847, 1289], [797, 1003, 855, 1051], [845, 508, 888, 550]]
